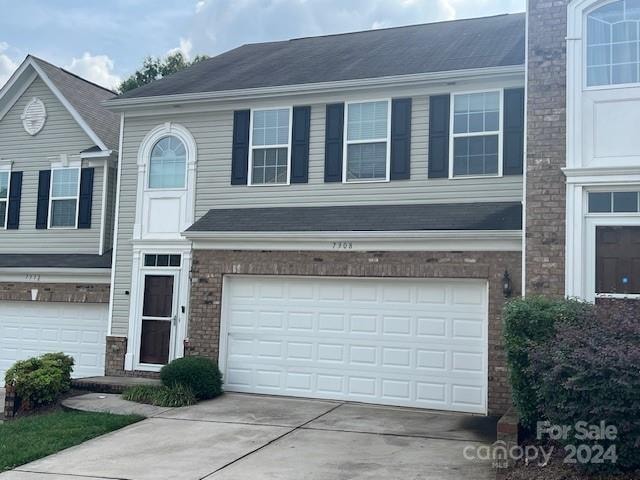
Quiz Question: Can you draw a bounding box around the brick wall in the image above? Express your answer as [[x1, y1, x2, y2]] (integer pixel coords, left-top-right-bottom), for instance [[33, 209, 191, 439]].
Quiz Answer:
[[188, 249, 521, 415], [104, 336, 161, 379], [0, 282, 110, 303], [525, 0, 569, 296]]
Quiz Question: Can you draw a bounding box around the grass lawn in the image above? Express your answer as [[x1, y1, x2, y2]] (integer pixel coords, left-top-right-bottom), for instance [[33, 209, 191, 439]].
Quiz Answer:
[[0, 410, 143, 472]]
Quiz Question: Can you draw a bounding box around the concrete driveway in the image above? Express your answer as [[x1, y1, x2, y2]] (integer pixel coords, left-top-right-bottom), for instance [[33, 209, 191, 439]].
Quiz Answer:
[[1, 393, 497, 480]]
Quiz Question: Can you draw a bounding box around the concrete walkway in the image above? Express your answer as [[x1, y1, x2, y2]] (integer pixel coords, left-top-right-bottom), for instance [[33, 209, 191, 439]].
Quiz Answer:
[[62, 393, 174, 417], [1, 393, 497, 480]]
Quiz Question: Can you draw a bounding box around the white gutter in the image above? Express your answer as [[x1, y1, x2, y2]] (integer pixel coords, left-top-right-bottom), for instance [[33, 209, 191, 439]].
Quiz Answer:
[[183, 230, 524, 252], [104, 65, 525, 110]]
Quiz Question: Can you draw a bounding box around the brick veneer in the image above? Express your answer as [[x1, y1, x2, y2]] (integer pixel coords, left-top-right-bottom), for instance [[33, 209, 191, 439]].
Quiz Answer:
[[0, 282, 110, 303], [104, 336, 161, 378], [525, 0, 569, 296], [187, 249, 521, 415]]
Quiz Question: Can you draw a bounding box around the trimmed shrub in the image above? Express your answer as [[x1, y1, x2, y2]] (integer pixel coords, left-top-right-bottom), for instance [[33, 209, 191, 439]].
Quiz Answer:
[[4, 352, 75, 408], [530, 300, 640, 473], [122, 384, 197, 407], [503, 297, 592, 429], [160, 356, 223, 400]]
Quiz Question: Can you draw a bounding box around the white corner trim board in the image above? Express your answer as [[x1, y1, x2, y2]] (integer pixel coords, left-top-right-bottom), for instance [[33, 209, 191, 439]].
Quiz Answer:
[[185, 230, 523, 252]]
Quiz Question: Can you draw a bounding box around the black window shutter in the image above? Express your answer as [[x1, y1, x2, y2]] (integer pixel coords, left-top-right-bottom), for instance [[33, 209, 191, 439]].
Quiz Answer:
[[428, 94, 451, 179], [231, 110, 250, 185], [390, 98, 412, 180], [36, 170, 51, 229], [291, 106, 311, 184], [6, 171, 22, 229], [78, 167, 94, 229], [324, 103, 344, 183], [503, 88, 525, 176]]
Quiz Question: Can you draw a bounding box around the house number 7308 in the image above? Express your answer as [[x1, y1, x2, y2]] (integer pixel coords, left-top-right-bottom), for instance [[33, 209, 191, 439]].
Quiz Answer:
[[332, 241, 353, 250]]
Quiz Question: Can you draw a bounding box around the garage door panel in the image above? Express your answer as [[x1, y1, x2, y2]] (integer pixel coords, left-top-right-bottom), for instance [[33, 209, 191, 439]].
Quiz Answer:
[[0, 302, 108, 380], [222, 276, 488, 413]]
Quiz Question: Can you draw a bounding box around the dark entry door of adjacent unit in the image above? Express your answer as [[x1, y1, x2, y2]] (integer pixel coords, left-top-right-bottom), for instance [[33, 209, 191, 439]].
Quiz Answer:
[[596, 226, 640, 295], [140, 275, 175, 365]]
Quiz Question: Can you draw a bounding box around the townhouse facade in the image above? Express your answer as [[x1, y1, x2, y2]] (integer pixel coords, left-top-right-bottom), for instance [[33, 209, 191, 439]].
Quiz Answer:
[[0, 56, 119, 380]]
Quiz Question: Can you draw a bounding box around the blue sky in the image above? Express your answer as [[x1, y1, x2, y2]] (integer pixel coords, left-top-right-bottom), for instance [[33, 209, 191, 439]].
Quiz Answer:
[[0, 0, 525, 90]]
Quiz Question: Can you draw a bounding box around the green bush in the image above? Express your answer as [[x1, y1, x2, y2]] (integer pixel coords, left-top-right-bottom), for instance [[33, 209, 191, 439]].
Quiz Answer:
[[4, 353, 75, 408], [503, 297, 592, 429], [530, 301, 640, 473], [122, 384, 196, 407], [160, 356, 223, 400]]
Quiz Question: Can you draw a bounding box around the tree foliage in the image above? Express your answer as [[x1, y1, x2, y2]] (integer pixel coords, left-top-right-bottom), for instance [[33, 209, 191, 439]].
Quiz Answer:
[[118, 52, 209, 94]]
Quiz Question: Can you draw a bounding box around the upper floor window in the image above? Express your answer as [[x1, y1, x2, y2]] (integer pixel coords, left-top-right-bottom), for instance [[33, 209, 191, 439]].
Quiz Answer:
[[149, 136, 187, 189], [49, 167, 79, 228], [587, 0, 640, 87], [344, 100, 390, 182], [0, 171, 8, 229], [451, 91, 502, 177], [250, 108, 291, 185]]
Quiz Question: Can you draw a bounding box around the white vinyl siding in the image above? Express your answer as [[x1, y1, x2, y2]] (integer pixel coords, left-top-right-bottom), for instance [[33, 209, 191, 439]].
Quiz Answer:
[[110, 88, 524, 337], [0, 77, 105, 253]]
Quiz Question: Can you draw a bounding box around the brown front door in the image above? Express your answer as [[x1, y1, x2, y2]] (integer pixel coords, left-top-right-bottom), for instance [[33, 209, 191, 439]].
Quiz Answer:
[[596, 226, 640, 295], [140, 275, 175, 365]]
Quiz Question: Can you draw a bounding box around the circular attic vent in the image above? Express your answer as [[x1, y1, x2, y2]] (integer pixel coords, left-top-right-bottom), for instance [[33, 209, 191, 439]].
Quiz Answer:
[[21, 97, 47, 136]]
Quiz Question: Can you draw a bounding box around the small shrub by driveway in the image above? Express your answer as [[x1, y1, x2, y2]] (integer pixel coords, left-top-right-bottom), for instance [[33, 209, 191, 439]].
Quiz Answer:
[[122, 384, 197, 407], [4, 353, 75, 411], [160, 356, 223, 400], [0, 410, 142, 472]]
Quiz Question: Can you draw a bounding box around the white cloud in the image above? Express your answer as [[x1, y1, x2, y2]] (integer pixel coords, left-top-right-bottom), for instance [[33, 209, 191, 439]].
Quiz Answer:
[[167, 37, 193, 60], [0, 42, 19, 89], [66, 52, 121, 90], [195, 1, 208, 14]]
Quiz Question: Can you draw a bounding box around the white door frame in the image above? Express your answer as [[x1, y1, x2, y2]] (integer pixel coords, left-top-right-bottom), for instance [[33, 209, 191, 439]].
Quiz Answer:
[[125, 247, 191, 372]]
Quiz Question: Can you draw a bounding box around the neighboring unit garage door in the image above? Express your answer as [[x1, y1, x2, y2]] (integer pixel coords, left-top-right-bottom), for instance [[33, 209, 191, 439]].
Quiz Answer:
[[0, 302, 108, 381], [221, 276, 488, 414]]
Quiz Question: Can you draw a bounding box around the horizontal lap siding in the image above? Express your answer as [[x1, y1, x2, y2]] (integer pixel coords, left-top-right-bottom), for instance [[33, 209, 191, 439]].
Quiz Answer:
[[0, 78, 103, 254], [111, 90, 524, 336]]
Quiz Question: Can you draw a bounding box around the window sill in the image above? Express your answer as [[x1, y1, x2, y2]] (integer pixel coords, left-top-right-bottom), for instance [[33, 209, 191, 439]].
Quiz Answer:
[[343, 178, 390, 184], [449, 174, 503, 180]]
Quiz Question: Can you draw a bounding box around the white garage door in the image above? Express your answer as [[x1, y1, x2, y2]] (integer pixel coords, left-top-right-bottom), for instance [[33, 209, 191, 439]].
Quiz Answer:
[[221, 276, 488, 414], [0, 302, 108, 382]]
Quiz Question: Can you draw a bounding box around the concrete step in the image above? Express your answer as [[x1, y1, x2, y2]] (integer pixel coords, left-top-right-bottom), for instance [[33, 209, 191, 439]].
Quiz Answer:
[[72, 376, 161, 394]]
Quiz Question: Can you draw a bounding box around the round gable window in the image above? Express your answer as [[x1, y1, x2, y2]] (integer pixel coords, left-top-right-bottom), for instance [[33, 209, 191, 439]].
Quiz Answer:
[[21, 97, 47, 136]]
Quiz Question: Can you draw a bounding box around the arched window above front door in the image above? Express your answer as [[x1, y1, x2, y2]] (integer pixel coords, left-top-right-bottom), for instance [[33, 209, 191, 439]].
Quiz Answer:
[[148, 135, 187, 189], [587, 0, 640, 87]]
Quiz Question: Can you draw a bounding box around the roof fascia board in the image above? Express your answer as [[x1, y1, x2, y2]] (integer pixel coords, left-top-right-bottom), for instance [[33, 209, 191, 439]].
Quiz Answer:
[[0, 70, 38, 121], [28, 59, 109, 151], [105, 64, 525, 112], [185, 230, 523, 252]]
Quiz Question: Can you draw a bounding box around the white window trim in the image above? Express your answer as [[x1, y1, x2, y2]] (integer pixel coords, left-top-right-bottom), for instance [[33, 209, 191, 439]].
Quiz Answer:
[[146, 136, 188, 192], [448, 89, 504, 180], [0, 165, 11, 230], [583, 0, 640, 90], [48, 166, 81, 230], [342, 98, 392, 184], [248, 106, 293, 187]]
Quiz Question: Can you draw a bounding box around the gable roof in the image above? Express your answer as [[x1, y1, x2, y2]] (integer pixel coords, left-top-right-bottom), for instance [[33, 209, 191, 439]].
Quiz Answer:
[[116, 13, 525, 101], [0, 55, 120, 151]]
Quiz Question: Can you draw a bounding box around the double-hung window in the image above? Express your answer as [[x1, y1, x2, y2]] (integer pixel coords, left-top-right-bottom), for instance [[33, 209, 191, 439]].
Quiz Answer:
[[451, 91, 502, 178], [344, 100, 391, 182], [49, 167, 80, 228], [249, 108, 292, 185], [0, 171, 9, 229]]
